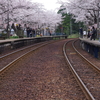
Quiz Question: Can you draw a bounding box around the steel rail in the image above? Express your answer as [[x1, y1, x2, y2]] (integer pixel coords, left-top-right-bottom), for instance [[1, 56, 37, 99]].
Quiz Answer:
[[73, 39, 100, 73], [0, 39, 65, 74], [63, 40, 95, 100], [0, 41, 55, 74], [0, 41, 49, 59]]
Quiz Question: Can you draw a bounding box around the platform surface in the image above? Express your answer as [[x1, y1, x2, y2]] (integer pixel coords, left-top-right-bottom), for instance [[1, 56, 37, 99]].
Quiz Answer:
[[0, 37, 31, 43], [79, 38, 100, 47]]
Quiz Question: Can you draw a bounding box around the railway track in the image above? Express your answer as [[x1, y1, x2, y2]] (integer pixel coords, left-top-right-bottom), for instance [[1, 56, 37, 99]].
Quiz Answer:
[[0, 39, 88, 99], [0, 40, 56, 74], [73, 39, 100, 72], [63, 39, 100, 100], [74, 39, 100, 69]]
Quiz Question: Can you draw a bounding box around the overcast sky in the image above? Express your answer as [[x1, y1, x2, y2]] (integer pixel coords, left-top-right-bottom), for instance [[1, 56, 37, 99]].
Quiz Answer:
[[31, 0, 61, 11]]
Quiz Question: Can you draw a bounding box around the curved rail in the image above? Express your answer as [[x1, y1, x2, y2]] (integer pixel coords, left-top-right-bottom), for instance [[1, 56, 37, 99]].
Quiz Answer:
[[73, 39, 100, 73], [0, 41, 47, 59], [0, 41, 53, 74], [63, 40, 95, 100]]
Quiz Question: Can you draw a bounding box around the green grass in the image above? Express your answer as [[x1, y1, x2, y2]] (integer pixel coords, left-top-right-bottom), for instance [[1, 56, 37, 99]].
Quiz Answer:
[[10, 36, 19, 39], [7, 34, 79, 39], [68, 33, 79, 38]]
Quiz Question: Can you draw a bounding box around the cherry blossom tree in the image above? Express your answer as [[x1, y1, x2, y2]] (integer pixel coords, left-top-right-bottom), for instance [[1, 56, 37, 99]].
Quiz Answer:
[[0, 0, 62, 37], [58, 0, 100, 37], [58, 0, 99, 24]]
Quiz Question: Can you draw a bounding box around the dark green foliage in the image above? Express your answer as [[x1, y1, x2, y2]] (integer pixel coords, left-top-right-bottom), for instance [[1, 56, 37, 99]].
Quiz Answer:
[[56, 7, 84, 36]]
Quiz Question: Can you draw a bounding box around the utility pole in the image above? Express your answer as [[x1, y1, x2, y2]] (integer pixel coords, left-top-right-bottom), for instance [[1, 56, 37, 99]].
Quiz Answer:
[[7, 0, 10, 38], [96, 2, 100, 41], [70, 17, 72, 35]]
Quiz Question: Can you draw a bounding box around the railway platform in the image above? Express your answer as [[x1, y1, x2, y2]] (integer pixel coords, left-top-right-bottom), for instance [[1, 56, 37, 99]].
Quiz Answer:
[[0, 35, 67, 54], [79, 37, 100, 59]]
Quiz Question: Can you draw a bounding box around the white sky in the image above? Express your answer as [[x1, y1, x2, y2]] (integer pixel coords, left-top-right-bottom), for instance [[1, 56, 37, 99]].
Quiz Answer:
[[31, 0, 61, 11]]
